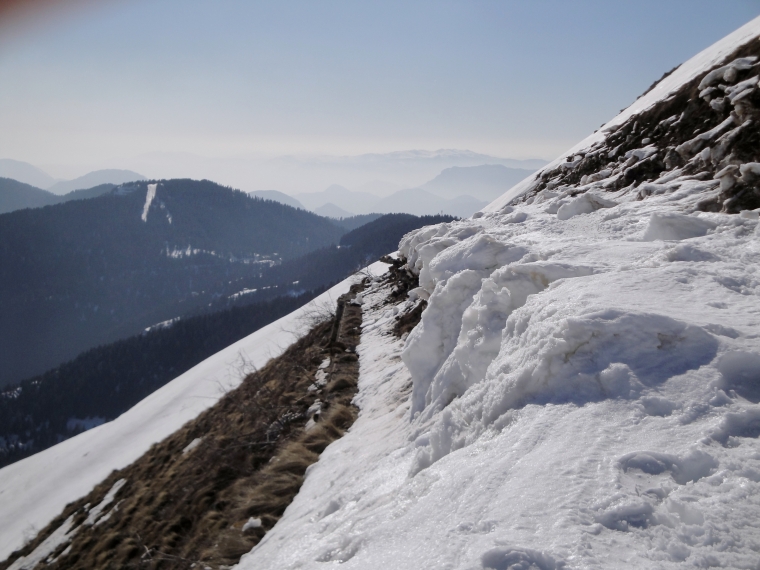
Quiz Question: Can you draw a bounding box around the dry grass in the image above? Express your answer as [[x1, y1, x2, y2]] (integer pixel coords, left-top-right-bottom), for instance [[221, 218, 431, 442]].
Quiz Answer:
[[1, 283, 366, 570]]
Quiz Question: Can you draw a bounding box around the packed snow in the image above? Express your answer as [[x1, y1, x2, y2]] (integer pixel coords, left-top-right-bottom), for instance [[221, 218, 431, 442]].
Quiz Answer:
[[0, 273, 375, 561], [236, 17, 760, 570], [239, 177, 760, 568]]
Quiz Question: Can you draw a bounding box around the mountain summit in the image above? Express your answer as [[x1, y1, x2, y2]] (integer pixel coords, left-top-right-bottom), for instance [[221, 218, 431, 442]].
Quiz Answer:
[[3, 16, 760, 570]]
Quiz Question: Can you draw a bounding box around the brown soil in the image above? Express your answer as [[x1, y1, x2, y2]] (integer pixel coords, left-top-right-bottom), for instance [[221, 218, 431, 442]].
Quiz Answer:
[[1, 282, 367, 570], [377, 256, 426, 338]]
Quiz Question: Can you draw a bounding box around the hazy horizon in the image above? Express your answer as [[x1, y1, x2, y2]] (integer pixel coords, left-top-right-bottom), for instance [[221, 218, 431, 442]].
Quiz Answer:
[[1, 1, 759, 187], [1, 149, 546, 197]]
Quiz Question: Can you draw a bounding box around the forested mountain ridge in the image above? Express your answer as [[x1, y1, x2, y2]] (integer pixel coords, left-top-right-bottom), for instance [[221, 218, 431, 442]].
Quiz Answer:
[[0, 212, 453, 468], [0, 179, 344, 386], [0, 288, 326, 469], [0, 178, 116, 214], [0, 178, 59, 213]]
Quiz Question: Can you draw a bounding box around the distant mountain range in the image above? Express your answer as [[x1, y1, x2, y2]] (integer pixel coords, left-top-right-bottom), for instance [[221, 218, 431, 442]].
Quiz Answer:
[[0, 159, 58, 189], [418, 164, 535, 201], [0, 178, 117, 214], [0, 159, 146, 194], [46, 169, 146, 194], [283, 164, 536, 217], [313, 202, 354, 218], [250, 190, 304, 210], [119, 148, 547, 194], [0, 179, 344, 386], [0, 156, 536, 221], [1, 156, 539, 218], [295, 185, 381, 214]]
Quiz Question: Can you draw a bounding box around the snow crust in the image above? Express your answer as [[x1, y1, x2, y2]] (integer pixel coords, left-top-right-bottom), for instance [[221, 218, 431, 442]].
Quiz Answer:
[[0, 273, 372, 561], [239, 172, 760, 568]]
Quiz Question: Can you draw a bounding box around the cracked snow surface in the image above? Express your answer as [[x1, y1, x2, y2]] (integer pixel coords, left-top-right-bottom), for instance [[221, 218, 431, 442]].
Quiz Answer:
[[239, 19, 760, 570]]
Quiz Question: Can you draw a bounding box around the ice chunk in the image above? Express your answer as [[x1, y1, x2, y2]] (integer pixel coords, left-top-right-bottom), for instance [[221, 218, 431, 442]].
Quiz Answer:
[[711, 407, 760, 445], [698, 57, 758, 90], [739, 162, 760, 183], [242, 517, 262, 532], [619, 449, 718, 484], [675, 115, 735, 157], [399, 223, 454, 274], [595, 500, 656, 531], [556, 193, 617, 220], [417, 263, 594, 415], [640, 396, 678, 417], [422, 234, 527, 294], [717, 352, 760, 403], [642, 213, 717, 241], [307, 400, 322, 417], [715, 164, 739, 191], [403, 270, 485, 415], [182, 437, 202, 454], [623, 145, 658, 161], [481, 546, 565, 570], [725, 75, 759, 94], [407, 287, 429, 302]]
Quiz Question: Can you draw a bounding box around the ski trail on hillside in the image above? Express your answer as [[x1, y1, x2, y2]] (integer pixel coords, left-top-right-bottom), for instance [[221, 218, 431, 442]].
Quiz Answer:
[[141, 183, 157, 222]]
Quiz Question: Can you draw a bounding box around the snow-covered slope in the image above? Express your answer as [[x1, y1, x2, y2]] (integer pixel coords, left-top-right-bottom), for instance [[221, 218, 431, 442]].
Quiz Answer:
[[236, 17, 760, 569], [3, 15, 760, 570], [0, 276, 368, 561]]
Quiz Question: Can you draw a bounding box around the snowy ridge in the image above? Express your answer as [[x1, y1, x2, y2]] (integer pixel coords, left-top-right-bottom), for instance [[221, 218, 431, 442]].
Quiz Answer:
[[238, 19, 760, 569], [0, 275, 367, 561]]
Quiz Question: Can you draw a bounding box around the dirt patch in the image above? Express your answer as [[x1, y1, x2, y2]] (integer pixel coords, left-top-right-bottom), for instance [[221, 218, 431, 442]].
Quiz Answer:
[[376, 256, 427, 338], [1, 282, 367, 570]]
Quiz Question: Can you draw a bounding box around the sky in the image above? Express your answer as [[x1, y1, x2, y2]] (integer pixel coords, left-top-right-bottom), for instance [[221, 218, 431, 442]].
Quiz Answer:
[[1, 0, 759, 182]]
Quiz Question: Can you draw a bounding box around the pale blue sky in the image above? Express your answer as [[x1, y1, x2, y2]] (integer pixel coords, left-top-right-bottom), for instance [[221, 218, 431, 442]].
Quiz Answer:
[[1, 0, 759, 178]]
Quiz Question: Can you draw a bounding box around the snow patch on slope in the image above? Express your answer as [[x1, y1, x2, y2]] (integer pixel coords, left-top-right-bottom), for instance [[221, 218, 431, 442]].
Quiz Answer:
[[141, 183, 157, 222]]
